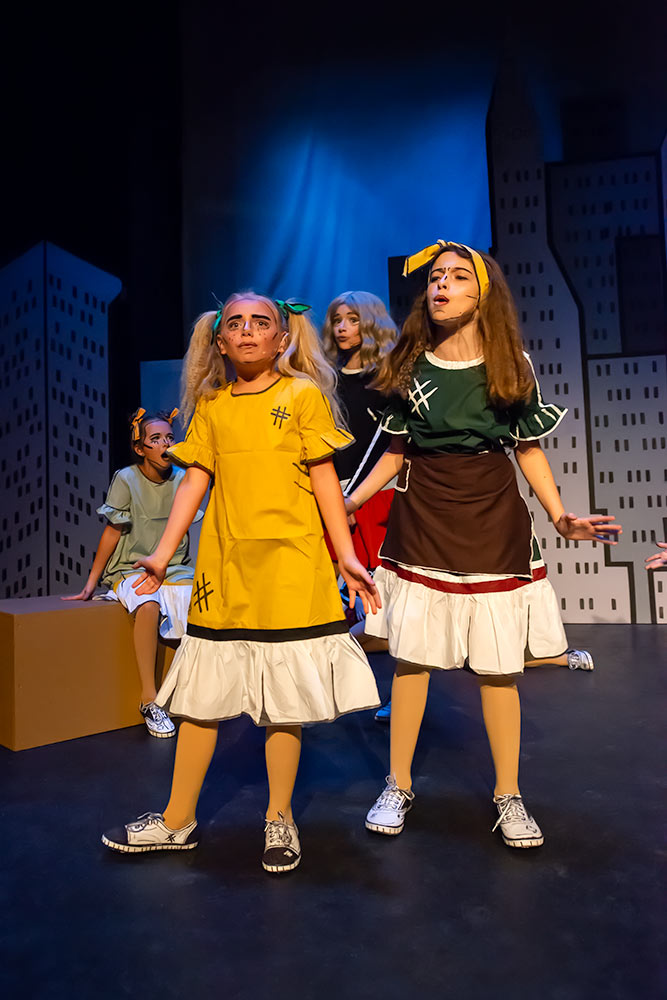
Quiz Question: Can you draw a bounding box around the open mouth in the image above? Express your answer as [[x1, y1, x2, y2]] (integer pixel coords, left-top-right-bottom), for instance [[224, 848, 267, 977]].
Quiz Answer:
[[433, 296, 449, 305]]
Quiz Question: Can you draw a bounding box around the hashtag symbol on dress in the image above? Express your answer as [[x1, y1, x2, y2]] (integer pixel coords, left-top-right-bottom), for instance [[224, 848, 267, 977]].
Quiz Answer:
[[192, 574, 214, 613], [270, 405, 291, 427], [408, 378, 438, 417]]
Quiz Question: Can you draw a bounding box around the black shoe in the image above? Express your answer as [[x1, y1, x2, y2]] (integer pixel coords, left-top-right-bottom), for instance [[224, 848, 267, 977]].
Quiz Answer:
[[262, 813, 301, 873]]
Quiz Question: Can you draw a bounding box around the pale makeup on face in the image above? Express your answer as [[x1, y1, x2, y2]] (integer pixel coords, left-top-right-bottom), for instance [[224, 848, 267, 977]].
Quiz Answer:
[[427, 252, 480, 326], [217, 300, 286, 362]]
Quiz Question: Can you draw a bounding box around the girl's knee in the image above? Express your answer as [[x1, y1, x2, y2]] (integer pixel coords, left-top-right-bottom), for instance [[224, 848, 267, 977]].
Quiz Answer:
[[395, 661, 432, 679], [135, 599, 160, 617], [477, 674, 520, 690], [265, 724, 302, 738]]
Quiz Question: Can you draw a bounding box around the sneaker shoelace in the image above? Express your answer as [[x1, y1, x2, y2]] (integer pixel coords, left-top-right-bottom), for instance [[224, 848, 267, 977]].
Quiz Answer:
[[146, 703, 168, 725], [264, 814, 295, 849], [129, 812, 163, 831], [492, 795, 533, 832], [376, 779, 414, 812]]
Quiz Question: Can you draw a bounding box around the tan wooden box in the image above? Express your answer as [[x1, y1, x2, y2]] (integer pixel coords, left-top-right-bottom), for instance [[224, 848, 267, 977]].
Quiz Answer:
[[0, 596, 175, 751]]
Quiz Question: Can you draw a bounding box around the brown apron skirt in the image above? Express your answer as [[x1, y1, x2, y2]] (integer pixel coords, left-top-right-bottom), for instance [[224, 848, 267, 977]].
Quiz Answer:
[[381, 450, 533, 577]]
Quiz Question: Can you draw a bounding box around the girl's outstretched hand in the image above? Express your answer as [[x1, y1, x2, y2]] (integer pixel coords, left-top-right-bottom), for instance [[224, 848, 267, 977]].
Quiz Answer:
[[645, 541, 667, 569], [555, 513, 622, 544], [338, 554, 382, 616], [131, 556, 168, 595], [61, 580, 96, 601]]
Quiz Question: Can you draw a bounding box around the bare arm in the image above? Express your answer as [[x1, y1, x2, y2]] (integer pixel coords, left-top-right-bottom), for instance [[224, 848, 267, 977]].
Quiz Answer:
[[309, 458, 380, 614], [133, 466, 211, 594], [62, 523, 122, 600], [514, 442, 564, 523], [515, 441, 621, 544], [346, 439, 405, 514]]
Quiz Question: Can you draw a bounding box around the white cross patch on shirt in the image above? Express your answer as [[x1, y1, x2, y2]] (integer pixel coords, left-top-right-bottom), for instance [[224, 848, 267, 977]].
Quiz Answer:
[[408, 378, 438, 417]]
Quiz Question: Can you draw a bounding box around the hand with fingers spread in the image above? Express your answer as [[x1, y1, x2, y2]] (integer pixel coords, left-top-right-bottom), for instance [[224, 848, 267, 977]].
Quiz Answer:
[[645, 541, 667, 569], [338, 554, 382, 616], [131, 555, 168, 595], [555, 512, 622, 545]]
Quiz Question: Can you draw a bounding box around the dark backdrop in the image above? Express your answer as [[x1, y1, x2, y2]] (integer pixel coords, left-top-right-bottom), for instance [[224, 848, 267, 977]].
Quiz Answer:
[[2, 1, 666, 390]]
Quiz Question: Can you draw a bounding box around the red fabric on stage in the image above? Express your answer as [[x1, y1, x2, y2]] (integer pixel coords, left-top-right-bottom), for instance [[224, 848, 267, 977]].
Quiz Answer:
[[325, 489, 394, 570]]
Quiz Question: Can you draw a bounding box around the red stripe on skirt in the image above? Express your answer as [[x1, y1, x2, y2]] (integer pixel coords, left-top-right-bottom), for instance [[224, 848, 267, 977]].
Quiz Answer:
[[380, 560, 547, 595]]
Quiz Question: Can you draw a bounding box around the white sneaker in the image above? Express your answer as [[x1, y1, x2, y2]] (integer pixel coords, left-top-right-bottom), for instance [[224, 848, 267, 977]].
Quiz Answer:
[[492, 794, 544, 848], [262, 813, 301, 873], [566, 648, 595, 671], [365, 776, 415, 835], [140, 701, 175, 738], [101, 812, 199, 853]]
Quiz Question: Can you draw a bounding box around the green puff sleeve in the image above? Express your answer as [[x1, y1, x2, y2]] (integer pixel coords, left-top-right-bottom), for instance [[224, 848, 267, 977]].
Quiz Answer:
[[511, 355, 568, 441], [380, 394, 410, 435], [297, 380, 354, 464], [97, 469, 132, 530], [167, 397, 216, 475]]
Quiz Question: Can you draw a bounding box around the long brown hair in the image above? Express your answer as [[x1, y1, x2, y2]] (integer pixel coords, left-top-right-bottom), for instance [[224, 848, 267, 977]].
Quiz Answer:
[[321, 291, 398, 370], [374, 246, 534, 407], [180, 292, 344, 425]]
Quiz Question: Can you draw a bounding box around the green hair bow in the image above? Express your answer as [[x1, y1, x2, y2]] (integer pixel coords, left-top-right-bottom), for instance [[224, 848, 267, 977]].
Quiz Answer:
[[275, 299, 312, 322]]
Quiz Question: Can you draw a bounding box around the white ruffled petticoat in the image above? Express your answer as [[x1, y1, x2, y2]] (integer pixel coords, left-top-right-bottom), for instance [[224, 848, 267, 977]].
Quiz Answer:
[[365, 561, 566, 676], [524, 575, 567, 659], [98, 576, 192, 640], [155, 631, 380, 726]]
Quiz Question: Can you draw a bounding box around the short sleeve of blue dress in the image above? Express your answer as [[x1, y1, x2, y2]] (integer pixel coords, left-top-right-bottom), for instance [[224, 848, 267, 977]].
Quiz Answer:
[[97, 469, 132, 530]]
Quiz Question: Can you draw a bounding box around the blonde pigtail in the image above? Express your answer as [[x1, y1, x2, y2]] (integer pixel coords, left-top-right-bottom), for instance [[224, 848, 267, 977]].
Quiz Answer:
[[278, 312, 346, 427], [180, 311, 229, 425]]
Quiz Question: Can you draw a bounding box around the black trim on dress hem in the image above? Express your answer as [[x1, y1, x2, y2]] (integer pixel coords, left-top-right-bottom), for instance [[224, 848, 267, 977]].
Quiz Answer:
[[186, 619, 349, 642]]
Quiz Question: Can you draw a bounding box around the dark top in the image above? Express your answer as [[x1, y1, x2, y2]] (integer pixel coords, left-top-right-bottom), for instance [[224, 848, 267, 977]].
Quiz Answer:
[[334, 367, 391, 490], [381, 352, 566, 453]]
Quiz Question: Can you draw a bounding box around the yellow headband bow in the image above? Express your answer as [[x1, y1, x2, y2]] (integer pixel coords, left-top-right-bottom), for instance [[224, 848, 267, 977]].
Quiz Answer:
[[131, 407, 178, 443], [403, 240, 490, 300], [130, 407, 146, 443]]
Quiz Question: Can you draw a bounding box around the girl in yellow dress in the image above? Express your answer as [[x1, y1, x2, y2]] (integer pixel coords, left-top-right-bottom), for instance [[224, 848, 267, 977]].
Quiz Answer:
[[102, 292, 380, 872]]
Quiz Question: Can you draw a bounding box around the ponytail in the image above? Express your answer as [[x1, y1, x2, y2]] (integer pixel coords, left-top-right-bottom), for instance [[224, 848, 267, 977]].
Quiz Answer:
[[180, 311, 229, 424], [277, 309, 344, 426]]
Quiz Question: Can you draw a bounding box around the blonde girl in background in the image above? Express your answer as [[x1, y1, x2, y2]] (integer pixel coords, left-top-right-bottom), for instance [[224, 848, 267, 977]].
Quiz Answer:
[[102, 293, 380, 872], [321, 291, 398, 658]]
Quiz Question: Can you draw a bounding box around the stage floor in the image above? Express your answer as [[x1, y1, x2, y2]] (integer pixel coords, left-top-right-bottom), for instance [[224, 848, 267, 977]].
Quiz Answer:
[[1, 625, 664, 999]]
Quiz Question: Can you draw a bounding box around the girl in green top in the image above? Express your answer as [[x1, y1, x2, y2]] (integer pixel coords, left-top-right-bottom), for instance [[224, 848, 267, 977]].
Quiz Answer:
[[346, 241, 622, 849], [64, 408, 200, 738]]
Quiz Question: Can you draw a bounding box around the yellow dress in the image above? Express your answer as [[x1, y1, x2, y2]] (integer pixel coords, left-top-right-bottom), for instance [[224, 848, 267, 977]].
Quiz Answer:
[[156, 376, 380, 726]]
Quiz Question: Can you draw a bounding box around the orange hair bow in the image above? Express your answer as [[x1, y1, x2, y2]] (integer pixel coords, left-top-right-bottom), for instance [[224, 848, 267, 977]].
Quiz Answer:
[[130, 407, 146, 443]]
